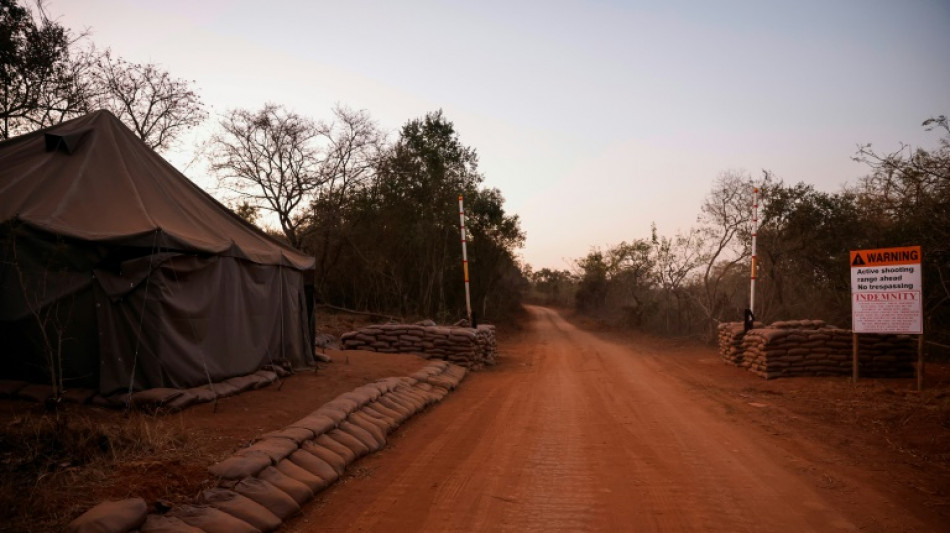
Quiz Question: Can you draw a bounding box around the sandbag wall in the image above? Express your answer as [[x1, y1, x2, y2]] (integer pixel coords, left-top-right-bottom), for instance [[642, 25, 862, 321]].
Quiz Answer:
[[340, 323, 497, 368], [718, 320, 916, 379], [716, 321, 763, 366], [67, 360, 467, 533], [0, 365, 289, 412], [717, 322, 747, 366]]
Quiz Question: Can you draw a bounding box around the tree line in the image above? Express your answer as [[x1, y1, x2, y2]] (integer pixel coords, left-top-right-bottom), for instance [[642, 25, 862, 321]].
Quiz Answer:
[[210, 104, 525, 322], [531, 117, 949, 355], [2, 0, 525, 323]]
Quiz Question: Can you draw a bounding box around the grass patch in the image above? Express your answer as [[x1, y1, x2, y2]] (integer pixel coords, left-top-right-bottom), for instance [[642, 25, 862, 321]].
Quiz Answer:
[[0, 408, 198, 533]]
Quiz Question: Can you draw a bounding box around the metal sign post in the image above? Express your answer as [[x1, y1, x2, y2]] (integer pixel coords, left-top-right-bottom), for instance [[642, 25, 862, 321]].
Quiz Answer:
[[458, 195, 473, 326]]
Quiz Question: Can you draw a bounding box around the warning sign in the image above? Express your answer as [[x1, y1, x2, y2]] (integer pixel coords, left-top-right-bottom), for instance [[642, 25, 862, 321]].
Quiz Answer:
[[850, 246, 920, 268], [850, 246, 922, 334]]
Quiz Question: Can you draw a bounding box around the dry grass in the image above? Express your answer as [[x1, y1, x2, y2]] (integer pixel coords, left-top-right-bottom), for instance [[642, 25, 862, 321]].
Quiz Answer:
[[0, 407, 202, 533]]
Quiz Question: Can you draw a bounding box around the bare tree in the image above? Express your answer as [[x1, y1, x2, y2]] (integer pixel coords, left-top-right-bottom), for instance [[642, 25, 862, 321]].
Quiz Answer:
[[0, 0, 87, 137], [650, 226, 704, 333], [210, 104, 319, 248], [87, 50, 206, 151], [2, 1, 205, 145], [694, 170, 768, 333], [853, 116, 950, 348], [314, 105, 384, 206], [305, 105, 384, 292], [27, 45, 96, 128], [3, 229, 80, 406]]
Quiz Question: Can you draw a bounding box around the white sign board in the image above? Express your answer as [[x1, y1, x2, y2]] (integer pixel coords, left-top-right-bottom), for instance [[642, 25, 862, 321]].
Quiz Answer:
[[850, 246, 922, 334]]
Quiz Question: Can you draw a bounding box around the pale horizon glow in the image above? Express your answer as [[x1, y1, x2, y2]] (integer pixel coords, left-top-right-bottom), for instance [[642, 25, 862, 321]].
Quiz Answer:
[[49, 0, 950, 270]]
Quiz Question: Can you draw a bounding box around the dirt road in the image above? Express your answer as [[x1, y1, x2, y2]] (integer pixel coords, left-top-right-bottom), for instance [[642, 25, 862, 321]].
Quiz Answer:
[[286, 306, 939, 532]]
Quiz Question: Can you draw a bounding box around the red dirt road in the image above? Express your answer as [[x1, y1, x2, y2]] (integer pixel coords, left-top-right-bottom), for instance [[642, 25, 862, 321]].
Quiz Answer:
[[286, 306, 942, 532]]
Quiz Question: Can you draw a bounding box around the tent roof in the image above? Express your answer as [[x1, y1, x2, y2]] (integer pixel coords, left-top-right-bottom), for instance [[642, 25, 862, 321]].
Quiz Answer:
[[0, 110, 313, 270]]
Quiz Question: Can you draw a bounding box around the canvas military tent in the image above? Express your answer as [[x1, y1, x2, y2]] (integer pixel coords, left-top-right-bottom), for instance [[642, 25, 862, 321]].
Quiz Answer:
[[0, 110, 315, 395]]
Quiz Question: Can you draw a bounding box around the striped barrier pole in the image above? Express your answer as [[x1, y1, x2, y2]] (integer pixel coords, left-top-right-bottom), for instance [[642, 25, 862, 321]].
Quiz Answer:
[[458, 195, 473, 325], [750, 186, 759, 314]]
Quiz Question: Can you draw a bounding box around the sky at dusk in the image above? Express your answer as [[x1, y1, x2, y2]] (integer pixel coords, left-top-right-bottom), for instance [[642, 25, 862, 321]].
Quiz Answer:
[[48, 0, 950, 270]]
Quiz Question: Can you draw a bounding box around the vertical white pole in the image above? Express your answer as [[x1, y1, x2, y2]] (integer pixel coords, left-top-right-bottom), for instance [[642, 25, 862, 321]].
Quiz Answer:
[[750, 186, 759, 314], [458, 195, 473, 325]]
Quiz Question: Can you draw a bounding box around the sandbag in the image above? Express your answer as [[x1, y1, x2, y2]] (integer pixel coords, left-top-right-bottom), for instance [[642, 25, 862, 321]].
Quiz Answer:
[[348, 411, 389, 442], [274, 457, 330, 492], [376, 376, 407, 392], [387, 391, 422, 412], [315, 432, 360, 463], [301, 441, 348, 476], [233, 478, 301, 520], [430, 384, 452, 398], [201, 488, 281, 532], [410, 368, 439, 381], [61, 388, 97, 404], [251, 370, 279, 388], [168, 505, 261, 533], [129, 388, 183, 408], [206, 380, 241, 398], [365, 401, 404, 424], [261, 363, 292, 377], [140, 515, 205, 533], [236, 438, 298, 464], [377, 395, 413, 418], [336, 422, 381, 453], [411, 384, 443, 403], [427, 375, 457, 390], [325, 395, 359, 412], [260, 427, 314, 444], [396, 388, 428, 408], [328, 422, 382, 457], [288, 449, 341, 484], [222, 374, 261, 394], [256, 466, 314, 505], [65, 498, 147, 533], [163, 391, 198, 411], [188, 385, 218, 403], [340, 388, 378, 407], [318, 401, 354, 422], [288, 413, 336, 436], [444, 364, 467, 380], [208, 451, 271, 480], [360, 405, 399, 431], [367, 380, 395, 395]]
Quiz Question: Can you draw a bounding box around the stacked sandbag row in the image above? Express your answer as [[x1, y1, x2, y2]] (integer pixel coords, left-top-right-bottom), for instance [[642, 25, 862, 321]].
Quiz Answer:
[[475, 325, 497, 366], [67, 360, 468, 533], [740, 327, 915, 380], [0, 365, 290, 412], [340, 323, 497, 368], [852, 333, 917, 377], [766, 319, 829, 330], [717, 322, 748, 366]]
